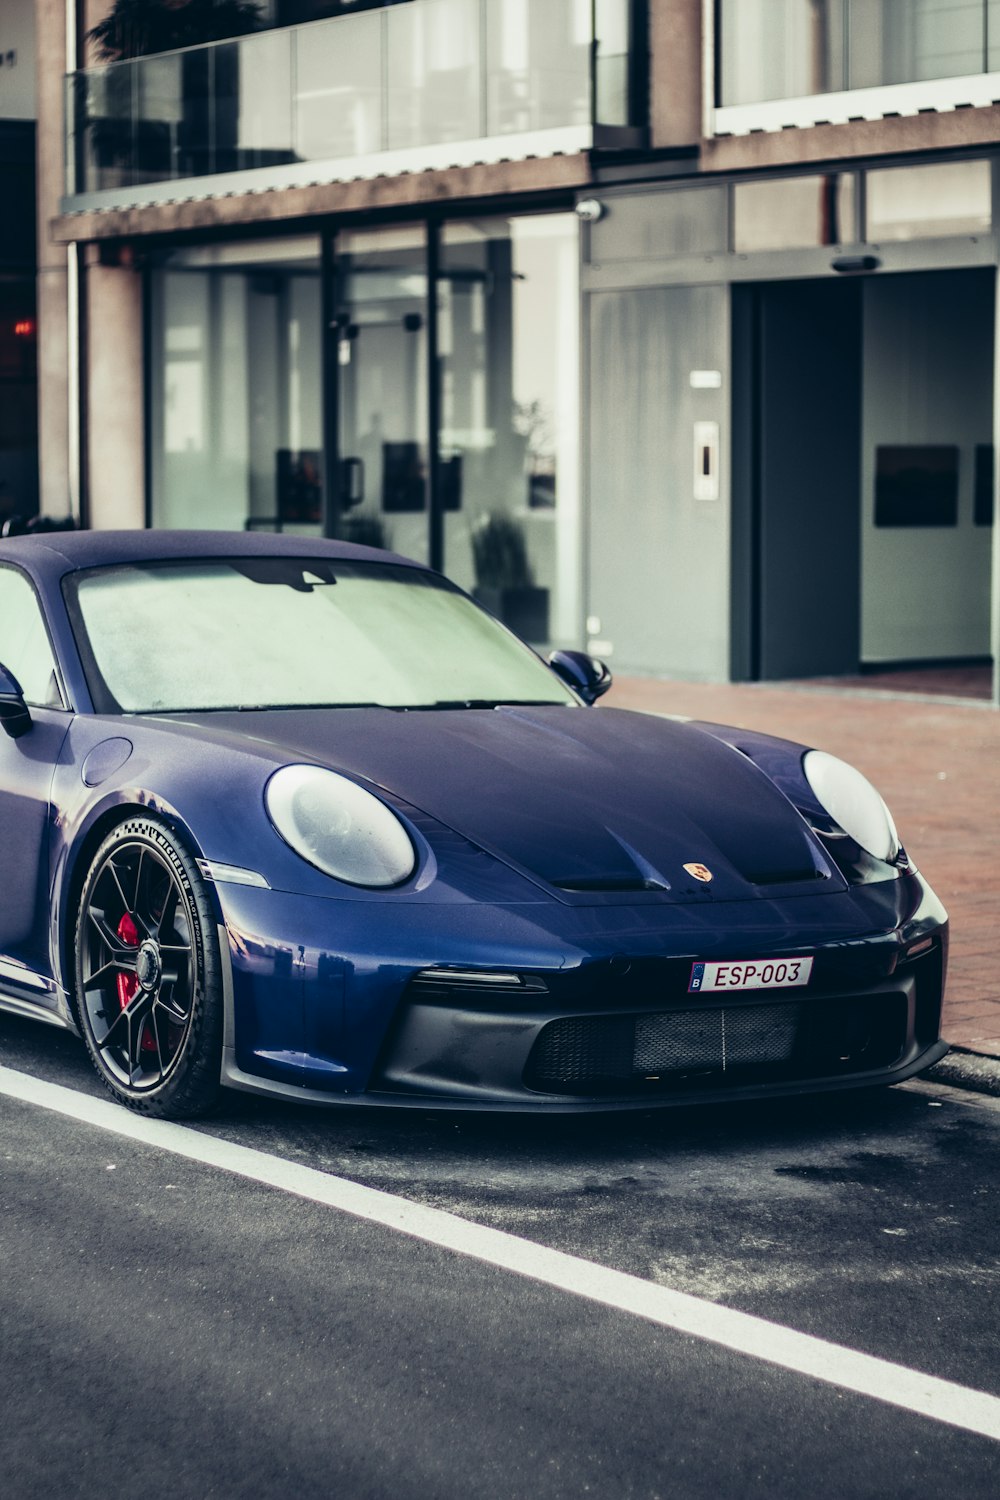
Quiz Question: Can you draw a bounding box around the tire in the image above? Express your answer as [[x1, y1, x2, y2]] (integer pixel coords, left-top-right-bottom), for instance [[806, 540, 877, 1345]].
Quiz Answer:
[[74, 815, 223, 1118]]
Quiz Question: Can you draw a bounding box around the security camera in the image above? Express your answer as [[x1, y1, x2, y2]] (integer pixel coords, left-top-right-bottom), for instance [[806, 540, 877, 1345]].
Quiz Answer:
[[575, 199, 605, 223]]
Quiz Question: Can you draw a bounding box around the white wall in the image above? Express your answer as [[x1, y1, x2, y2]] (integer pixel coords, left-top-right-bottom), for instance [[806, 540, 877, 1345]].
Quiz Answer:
[[0, 0, 35, 120], [861, 271, 993, 662]]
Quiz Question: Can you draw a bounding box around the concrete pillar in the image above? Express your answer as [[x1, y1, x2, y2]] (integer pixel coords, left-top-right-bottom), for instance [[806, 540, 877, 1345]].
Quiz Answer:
[[649, 0, 703, 150], [35, 0, 73, 519], [85, 248, 145, 529], [81, 0, 145, 529], [36, 0, 145, 529]]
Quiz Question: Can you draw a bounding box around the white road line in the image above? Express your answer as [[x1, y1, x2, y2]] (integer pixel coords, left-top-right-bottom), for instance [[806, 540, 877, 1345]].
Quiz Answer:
[[3, 1064, 999, 1443]]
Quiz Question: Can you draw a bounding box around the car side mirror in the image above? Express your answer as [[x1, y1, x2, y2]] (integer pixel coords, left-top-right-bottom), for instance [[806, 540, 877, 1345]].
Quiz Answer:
[[0, 663, 31, 739], [548, 649, 612, 706]]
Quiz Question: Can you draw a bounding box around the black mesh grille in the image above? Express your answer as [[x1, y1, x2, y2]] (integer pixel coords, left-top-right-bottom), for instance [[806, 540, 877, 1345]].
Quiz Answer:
[[633, 1004, 800, 1072], [524, 994, 908, 1095]]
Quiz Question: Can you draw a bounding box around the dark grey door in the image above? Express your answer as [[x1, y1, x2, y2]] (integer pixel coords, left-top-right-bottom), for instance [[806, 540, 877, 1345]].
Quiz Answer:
[[732, 278, 863, 680]]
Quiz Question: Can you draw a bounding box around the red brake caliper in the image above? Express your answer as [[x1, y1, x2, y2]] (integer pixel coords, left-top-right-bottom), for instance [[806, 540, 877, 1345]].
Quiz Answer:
[[116, 912, 157, 1052], [116, 912, 139, 1011]]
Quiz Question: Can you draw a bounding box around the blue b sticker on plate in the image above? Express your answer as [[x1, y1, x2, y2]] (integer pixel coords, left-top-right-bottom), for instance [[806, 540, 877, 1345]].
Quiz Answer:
[[689, 963, 706, 992]]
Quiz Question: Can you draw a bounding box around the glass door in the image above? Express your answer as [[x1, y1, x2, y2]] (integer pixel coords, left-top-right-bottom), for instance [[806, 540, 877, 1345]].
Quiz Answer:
[[438, 214, 581, 646], [330, 224, 430, 563]]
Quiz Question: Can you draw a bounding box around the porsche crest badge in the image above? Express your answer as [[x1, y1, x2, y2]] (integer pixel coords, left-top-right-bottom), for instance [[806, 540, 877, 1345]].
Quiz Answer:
[[683, 863, 714, 884]]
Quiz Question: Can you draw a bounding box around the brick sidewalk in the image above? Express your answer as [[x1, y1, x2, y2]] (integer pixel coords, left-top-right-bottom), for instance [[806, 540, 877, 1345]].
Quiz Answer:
[[602, 676, 1000, 1057]]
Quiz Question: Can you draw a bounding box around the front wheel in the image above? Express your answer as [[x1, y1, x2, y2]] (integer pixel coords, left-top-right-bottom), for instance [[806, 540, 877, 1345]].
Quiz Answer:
[[74, 816, 223, 1118]]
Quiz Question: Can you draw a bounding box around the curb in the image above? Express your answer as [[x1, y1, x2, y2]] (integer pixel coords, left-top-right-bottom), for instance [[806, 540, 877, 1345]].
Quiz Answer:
[[923, 1047, 1000, 1098]]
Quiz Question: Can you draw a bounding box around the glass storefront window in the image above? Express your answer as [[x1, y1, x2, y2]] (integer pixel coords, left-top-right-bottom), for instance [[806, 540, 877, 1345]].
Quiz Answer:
[[150, 237, 323, 532], [439, 214, 581, 647], [332, 225, 430, 564], [866, 160, 992, 241], [148, 212, 581, 636], [733, 174, 857, 252]]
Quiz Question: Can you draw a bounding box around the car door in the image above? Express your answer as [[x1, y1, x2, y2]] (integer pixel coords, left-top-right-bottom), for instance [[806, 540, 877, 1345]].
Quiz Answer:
[[0, 563, 72, 1000]]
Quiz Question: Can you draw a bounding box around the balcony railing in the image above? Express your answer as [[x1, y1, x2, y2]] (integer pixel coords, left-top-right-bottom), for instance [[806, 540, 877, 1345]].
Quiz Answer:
[[65, 0, 641, 203]]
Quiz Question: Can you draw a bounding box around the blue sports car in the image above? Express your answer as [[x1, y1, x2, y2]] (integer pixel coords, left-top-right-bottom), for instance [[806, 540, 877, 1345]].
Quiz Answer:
[[0, 530, 947, 1117]]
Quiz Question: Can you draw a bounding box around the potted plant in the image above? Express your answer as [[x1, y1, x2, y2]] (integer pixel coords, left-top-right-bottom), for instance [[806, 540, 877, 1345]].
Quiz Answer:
[[471, 513, 549, 644]]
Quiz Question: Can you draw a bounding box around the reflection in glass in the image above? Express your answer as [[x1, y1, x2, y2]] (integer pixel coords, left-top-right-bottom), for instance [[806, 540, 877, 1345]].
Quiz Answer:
[[720, 0, 846, 106], [387, 0, 481, 147], [733, 174, 856, 252], [333, 226, 430, 564], [849, 0, 985, 90], [214, 32, 294, 173], [440, 215, 580, 647], [76, 62, 135, 191], [485, 0, 592, 134], [135, 53, 181, 183], [150, 238, 323, 534], [720, 0, 997, 106], [866, 161, 992, 241], [295, 12, 382, 161]]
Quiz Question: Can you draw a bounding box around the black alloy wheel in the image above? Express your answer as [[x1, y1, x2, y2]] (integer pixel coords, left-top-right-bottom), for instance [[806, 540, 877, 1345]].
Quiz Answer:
[[75, 816, 223, 1117]]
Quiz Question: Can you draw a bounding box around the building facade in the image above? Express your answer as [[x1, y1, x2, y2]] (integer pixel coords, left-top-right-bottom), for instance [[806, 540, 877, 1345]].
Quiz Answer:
[[1, 0, 38, 531], [34, 0, 1000, 701]]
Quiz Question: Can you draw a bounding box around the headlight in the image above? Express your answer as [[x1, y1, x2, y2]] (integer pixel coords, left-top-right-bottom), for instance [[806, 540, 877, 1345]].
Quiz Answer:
[[802, 750, 900, 864], [266, 765, 415, 887]]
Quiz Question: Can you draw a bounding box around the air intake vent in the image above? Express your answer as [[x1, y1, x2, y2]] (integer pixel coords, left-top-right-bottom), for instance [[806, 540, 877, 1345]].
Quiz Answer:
[[524, 995, 907, 1094]]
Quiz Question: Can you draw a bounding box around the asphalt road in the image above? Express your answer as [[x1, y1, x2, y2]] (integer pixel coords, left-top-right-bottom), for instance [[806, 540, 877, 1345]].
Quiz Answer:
[[2, 1011, 999, 1500]]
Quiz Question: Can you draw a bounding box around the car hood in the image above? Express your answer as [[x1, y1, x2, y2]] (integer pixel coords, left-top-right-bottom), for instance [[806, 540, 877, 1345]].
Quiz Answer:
[[172, 705, 835, 902]]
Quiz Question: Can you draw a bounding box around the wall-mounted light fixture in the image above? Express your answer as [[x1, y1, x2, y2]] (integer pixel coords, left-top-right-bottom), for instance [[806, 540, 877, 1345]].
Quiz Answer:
[[831, 255, 881, 274], [575, 199, 606, 223]]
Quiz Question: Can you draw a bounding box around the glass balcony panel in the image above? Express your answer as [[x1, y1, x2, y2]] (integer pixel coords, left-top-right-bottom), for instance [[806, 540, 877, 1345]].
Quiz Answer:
[[849, 0, 986, 89], [295, 12, 382, 161], [387, 0, 481, 149], [485, 0, 592, 135], [67, 0, 617, 198], [595, 0, 631, 127], [721, 0, 997, 105], [214, 32, 294, 174], [174, 47, 213, 178], [77, 62, 136, 192], [719, 0, 847, 106], [135, 53, 183, 183]]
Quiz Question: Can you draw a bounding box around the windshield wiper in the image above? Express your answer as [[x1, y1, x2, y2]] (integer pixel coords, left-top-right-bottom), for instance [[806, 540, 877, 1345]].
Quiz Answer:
[[420, 699, 567, 711], [136, 702, 389, 715]]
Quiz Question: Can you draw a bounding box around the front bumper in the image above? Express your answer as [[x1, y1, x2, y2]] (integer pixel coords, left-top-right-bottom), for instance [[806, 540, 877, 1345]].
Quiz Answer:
[[212, 870, 948, 1111]]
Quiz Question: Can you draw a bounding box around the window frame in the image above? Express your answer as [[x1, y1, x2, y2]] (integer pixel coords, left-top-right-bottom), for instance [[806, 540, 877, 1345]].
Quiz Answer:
[[0, 563, 70, 711]]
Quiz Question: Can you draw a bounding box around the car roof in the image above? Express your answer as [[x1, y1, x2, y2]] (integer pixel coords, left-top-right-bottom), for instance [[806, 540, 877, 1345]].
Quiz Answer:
[[0, 529, 425, 578]]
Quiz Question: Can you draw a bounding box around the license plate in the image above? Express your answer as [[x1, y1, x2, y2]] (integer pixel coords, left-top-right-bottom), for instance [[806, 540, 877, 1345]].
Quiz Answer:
[[688, 956, 814, 994]]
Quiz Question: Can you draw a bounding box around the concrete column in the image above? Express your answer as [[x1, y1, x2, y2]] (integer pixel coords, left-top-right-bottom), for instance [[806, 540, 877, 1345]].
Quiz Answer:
[[649, 0, 703, 150], [35, 0, 72, 519], [85, 248, 145, 529], [82, 0, 145, 529]]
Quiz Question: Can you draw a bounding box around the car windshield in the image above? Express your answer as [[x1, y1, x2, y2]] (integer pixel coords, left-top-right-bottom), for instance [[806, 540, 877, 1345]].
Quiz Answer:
[[65, 558, 578, 714]]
